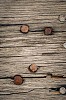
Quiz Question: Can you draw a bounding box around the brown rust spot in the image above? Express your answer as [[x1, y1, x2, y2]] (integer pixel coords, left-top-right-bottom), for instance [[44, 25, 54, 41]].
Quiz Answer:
[[13, 75, 24, 85]]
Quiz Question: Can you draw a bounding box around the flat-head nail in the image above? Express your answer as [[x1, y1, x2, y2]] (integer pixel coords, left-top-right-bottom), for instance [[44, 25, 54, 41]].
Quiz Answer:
[[20, 25, 29, 34], [58, 15, 66, 22], [59, 87, 66, 94], [28, 64, 38, 73], [13, 75, 24, 85], [44, 27, 53, 35], [63, 43, 66, 48]]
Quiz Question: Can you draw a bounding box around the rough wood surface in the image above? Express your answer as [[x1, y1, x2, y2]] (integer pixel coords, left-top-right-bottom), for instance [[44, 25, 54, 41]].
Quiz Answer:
[[0, 0, 66, 100]]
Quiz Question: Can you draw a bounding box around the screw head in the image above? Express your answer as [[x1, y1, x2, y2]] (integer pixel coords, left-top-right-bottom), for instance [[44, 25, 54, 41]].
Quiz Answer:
[[20, 25, 29, 34], [44, 27, 53, 35], [13, 75, 24, 85], [59, 87, 66, 94], [28, 64, 38, 73]]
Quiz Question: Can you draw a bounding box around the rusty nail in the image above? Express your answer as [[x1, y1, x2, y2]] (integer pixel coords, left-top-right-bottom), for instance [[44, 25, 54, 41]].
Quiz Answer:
[[20, 24, 29, 34], [13, 75, 24, 85], [59, 87, 66, 94], [44, 27, 53, 35], [28, 64, 38, 73]]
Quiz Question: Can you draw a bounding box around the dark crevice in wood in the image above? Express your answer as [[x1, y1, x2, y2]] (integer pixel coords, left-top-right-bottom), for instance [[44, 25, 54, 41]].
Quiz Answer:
[[47, 73, 66, 78], [49, 85, 66, 95], [23, 76, 46, 78], [0, 24, 66, 33], [42, 52, 61, 56], [30, 30, 43, 32], [0, 24, 23, 26], [0, 76, 12, 79], [0, 76, 47, 80], [0, 91, 32, 95], [56, 0, 66, 3], [0, 86, 66, 96], [49, 87, 59, 91], [0, 46, 36, 48], [0, 74, 66, 80], [54, 62, 66, 64], [59, 85, 66, 88]]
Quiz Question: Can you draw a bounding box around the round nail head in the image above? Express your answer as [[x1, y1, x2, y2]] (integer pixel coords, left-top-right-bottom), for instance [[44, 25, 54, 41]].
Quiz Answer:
[[28, 64, 38, 72], [14, 75, 23, 85], [63, 43, 66, 48], [59, 15, 66, 22], [59, 87, 66, 94], [20, 25, 29, 33], [44, 27, 53, 35]]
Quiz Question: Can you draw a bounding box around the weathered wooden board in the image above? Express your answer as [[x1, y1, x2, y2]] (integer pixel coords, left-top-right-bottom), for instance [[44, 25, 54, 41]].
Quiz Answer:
[[0, 0, 66, 100]]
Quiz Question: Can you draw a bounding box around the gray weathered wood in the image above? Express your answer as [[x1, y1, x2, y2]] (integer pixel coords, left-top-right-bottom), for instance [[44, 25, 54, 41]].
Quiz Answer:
[[0, 0, 66, 100]]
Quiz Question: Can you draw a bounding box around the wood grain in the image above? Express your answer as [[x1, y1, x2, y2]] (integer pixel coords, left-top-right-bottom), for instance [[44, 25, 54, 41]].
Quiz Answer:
[[0, 0, 66, 100]]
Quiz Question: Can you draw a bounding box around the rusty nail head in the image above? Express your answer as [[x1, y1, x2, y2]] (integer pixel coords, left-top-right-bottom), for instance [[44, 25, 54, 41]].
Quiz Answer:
[[44, 27, 53, 35], [13, 75, 24, 85], [59, 87, 66, 94], [28, 64, 38, 73], [20, 25, 29, 34]]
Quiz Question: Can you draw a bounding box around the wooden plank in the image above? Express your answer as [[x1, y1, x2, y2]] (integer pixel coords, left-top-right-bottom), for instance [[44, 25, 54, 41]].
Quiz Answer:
[[0, 0, 66, 100]]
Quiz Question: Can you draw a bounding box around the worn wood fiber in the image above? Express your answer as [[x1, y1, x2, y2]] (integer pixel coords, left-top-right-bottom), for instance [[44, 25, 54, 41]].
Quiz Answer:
[[0, 0, 66, 100]]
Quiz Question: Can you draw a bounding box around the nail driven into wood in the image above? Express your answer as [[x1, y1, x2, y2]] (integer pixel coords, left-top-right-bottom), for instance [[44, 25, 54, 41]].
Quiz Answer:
[[28, 64, 38, 73], [63, 43, 66, 48], [58, 15, 66, 22], [20, 25, 29, 34], [13, 75, 24, 85], [59, 87, 66, 95], [44, 27, 53, 35]]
